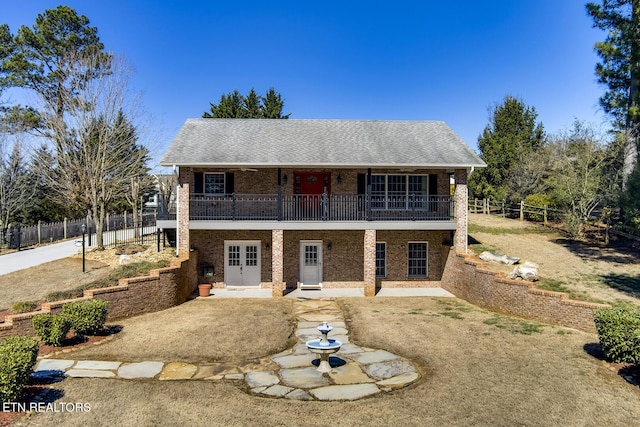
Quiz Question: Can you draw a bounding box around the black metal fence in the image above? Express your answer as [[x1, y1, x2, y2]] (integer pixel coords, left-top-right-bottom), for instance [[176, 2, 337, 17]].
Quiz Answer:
[[95, 212, 158, 248], [186, 193, 455, 222], [1, 212, 159, 251]]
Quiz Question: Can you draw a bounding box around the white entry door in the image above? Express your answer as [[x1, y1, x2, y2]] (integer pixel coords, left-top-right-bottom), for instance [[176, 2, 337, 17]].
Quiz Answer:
[[224, 241, 261, 286], [300, 241, 323, 287]]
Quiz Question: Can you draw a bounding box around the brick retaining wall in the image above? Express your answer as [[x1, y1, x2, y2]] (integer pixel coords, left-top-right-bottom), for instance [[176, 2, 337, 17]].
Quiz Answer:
[[441, 249, 608, 333], [0, 250, 198, 339]]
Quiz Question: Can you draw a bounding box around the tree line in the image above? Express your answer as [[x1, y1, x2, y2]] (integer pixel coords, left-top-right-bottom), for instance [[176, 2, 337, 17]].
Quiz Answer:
[[469, 95, 627, 239], [470, 1, 640, 239], [0, 6, 288, 249], [0, 6, 153, 249], [2, 2, 634, 246]]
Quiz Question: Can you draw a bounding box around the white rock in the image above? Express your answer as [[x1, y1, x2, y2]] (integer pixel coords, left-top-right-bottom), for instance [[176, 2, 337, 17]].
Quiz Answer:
[[509, 261, 539, 281], [479, 251, 521, 265]]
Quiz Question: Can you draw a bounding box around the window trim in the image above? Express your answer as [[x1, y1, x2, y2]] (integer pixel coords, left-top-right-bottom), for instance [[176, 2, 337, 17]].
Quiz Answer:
[[375, 242, 386, 278], [370, 174, 430, 210], [407, 241, 428, 278], [203, 172, 225, 195]]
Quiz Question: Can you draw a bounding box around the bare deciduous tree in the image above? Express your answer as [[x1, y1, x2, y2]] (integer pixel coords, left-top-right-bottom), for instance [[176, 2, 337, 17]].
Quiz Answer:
[[156, 173, 177, 219], [548, 121, 613, 239], [35, 53, 149, 249], [125, 173, 154, 238]]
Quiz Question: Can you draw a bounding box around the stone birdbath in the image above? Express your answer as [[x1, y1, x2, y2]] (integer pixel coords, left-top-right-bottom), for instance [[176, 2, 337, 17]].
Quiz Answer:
[[305, 321, 342, 373]]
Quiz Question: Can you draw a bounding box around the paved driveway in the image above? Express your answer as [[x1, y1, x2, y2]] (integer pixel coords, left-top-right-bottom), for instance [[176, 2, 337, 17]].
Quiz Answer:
[[0, 226, 157, 276], [0, 239, 82, 276]]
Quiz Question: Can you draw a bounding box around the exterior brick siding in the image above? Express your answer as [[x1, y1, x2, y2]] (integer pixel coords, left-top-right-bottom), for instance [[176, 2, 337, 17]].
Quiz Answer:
[[453, 169, 468, 252], [190, 230, 273, 287], [376, 230, 450, 283], [283, 230, 364, 287], [441, 249, 608, 333], [189, 168, 451, 197], [189, 228, 451, 291]]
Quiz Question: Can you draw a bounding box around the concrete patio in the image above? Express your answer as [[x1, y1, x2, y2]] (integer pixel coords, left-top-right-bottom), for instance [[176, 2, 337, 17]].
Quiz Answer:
[[200, 287, 454, 299]]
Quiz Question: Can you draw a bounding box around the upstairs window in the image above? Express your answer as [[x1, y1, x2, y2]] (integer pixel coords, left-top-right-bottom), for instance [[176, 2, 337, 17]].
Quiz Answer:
[[194, 172, 232, 195], [370, 174, 430, 209], [204, 173, 225, 194]]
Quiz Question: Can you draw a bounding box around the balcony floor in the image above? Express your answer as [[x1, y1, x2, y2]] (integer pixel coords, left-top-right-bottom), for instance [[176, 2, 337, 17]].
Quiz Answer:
[[187, 219, 457, 230]]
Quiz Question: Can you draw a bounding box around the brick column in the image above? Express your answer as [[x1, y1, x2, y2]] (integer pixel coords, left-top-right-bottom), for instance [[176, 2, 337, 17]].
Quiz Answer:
[[364, 229, 376, 297], [454, 169, 468, 253], [177, 168, 191, 257], [271, 229, 285, 297]]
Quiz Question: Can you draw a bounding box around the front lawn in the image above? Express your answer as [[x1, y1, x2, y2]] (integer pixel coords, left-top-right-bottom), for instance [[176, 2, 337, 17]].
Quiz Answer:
[[22, 297, 640, 426]]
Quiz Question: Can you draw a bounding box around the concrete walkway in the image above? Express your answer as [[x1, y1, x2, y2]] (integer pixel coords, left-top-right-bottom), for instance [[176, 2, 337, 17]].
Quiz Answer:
[[33, 298, 420, 401], [205, 287, 454, 299]]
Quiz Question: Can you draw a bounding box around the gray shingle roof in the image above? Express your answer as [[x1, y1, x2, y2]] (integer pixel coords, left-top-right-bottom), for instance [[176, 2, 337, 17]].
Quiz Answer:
[[160, 119, 485, 168]]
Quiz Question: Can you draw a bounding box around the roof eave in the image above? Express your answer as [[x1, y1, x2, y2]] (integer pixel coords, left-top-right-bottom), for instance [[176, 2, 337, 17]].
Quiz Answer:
[[158, 161, 487, 169]]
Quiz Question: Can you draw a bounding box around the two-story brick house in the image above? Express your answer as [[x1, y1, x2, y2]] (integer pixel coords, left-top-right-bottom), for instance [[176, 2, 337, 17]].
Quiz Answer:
[[158, 119, 485, 296]]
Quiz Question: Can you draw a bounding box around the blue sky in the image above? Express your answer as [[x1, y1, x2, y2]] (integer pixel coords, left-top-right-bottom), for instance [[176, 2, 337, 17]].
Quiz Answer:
[[3, 1, 607, 166]]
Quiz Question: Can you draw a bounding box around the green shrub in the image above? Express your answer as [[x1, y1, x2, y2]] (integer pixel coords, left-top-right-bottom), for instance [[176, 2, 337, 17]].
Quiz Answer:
[[524, 193, 554, 222], [62, 300, 108, 336], [0, 336, 39, 402], [10, 301, 38, 314], [594, 305, 640, 364], [32, 313, 72, 346]]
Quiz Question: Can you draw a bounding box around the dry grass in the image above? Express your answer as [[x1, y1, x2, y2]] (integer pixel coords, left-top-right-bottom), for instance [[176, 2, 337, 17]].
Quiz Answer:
[[58, 299, 296, 364], [21, 297, 640, 426], [0, 258, 110, 310], [468, 213, 640, 305]]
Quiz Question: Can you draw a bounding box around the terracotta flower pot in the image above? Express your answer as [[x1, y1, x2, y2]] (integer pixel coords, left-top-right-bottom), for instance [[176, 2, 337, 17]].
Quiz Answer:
[[198, 284, 212, 297]]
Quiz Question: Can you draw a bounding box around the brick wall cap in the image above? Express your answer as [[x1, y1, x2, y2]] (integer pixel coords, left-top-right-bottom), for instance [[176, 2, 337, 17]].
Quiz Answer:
[[41, 297, 91, 309], [528, 288, 568, 298], [4, 310, 46, 322], [560, 299, 610, 309], [85, 284, 129, 296], [495, 277, 536, 287]]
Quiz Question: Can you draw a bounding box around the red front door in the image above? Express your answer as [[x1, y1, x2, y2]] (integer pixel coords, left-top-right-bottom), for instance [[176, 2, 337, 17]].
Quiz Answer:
[[294, 172, 331, 214]]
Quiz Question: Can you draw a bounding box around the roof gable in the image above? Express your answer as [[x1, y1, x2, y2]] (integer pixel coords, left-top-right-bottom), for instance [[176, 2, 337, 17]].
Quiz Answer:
[[160, 119, 485, 168]]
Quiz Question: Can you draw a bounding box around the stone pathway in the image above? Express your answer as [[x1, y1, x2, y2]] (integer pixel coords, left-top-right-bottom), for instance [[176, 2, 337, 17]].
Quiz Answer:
[[32, 298, 420, 401]]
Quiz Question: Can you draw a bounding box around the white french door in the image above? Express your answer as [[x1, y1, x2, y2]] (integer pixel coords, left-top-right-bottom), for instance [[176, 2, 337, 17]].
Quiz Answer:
[[300, 241, 323, 287], [224, 241, 261, 286]]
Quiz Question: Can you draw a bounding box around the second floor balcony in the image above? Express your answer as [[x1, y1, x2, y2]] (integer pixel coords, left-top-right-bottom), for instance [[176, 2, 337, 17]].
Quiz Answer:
[[158, 193, 455, 222]]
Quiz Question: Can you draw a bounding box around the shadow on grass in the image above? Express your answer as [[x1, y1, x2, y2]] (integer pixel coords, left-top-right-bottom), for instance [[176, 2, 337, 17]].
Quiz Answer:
[[468, 235, 481, 246], [552, 237, 640, 265], [100, 324, 123, 335], [600, 274, 640, 297], [618, 365, 640, 387], [30, 370, 66, 385], [22, 387, 65, 405], [584, 342, 640, 387], [583, 342, 606, 361], [553, 237, 640, 298]]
